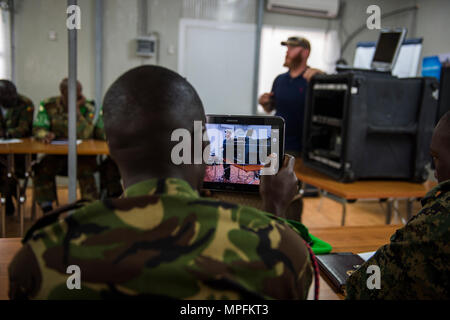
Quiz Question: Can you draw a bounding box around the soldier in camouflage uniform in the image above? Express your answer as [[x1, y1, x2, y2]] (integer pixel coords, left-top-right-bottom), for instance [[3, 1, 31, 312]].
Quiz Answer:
[[346, 111, 450, 300], [94, 107, 123, 198], [0, 80, 34, 216], [9, 66, 313, 300], [32, 79, 99, 213]]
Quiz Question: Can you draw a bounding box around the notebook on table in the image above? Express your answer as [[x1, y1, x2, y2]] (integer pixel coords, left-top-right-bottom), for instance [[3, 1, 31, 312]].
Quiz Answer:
[[316, 252, 365, 294]]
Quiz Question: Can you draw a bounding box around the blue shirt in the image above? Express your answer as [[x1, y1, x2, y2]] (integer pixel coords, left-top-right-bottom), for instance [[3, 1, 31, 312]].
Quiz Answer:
[[272, 71, 308, 153]]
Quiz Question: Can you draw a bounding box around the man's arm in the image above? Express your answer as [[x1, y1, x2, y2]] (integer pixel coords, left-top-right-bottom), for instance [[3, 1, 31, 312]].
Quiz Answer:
[[77, 102, 96, 139], [303, 68, 324, 82], [8, 244, 42, 300], [33, 103, 51, 140], [7, 104, 34, 138], [346, 238, 450, 299], [346, 205, 450, 300], [94, 109, 106, 140], [260, 154, 298, 219], [258, 77, 279, 113]]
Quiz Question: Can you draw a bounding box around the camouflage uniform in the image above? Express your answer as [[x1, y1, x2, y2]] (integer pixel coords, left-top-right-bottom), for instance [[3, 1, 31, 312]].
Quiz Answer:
[[32, 97, 99, 203], [0, 94, 34, 196], [9, 178, 313, 300], [94, 108, 123, 198], [346, 179, 450, 300]]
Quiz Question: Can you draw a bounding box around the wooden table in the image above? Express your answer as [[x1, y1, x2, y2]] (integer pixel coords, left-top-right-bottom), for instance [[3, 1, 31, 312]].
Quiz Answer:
[[295, 160, 435, 226], [0, 138, 109, 237], [0, 138, 109, 155], [0, 225, 399, 300]]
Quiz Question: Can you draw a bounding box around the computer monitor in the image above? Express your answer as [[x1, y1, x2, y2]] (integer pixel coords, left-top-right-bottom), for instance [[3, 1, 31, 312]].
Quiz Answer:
[[371, 28, 407, 72]]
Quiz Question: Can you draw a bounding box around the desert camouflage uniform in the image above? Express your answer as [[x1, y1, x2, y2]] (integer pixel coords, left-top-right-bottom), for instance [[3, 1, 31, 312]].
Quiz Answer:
[[9, 178, 313, 300], [32, 96, 98, 203], [346, 179, 450, 300], [94, 108, 123, 198], [0, 95, 34, 196]]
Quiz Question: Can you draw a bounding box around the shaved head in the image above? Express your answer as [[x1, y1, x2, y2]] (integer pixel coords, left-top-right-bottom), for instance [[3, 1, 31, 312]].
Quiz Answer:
[[0, 80, 18, 109], [103, 65, 206, 190], [431, 111, 450, 182], [59, 78, 83, 107]]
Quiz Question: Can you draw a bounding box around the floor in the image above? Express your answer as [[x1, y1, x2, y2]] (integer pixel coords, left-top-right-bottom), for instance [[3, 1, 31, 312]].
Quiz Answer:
[[2, 187, 422, 238]]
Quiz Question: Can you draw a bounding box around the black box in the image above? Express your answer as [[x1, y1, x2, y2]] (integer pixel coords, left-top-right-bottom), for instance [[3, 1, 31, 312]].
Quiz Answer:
[[302, 71, 439, 182]]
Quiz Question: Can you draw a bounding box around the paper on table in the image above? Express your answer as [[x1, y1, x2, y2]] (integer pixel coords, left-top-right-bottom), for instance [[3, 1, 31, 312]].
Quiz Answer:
[[0, 138, 22, 144], [50, 140, 82, 145], [358, 251, 376, 262]]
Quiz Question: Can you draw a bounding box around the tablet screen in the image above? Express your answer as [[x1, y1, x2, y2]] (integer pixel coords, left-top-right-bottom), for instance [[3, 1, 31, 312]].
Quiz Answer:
[[203, 115, 284, 192]]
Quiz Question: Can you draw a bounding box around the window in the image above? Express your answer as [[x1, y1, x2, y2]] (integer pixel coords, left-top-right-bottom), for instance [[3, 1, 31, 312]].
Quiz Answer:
[[0, 4, 11, 80]]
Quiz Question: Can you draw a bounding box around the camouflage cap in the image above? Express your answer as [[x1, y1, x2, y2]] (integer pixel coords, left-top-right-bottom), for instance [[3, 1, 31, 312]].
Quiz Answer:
[[281, 37, 311, 50]]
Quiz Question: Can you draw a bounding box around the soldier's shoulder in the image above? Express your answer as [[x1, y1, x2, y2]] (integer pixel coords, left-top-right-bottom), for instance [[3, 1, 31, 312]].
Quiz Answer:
[[22, 200, 100, 244], [421, 180, 450, 212], [17, 94, 34, 109], [40, 96, 59, 108]]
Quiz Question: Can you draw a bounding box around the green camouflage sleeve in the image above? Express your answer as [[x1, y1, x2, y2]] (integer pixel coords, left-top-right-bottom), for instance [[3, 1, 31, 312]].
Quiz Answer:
[[33, 102, 51, 139], [7, 104, 35, 138], [346, 183, 450, 300], [77, 102, 95, 139], [94, 108, 106, 140]]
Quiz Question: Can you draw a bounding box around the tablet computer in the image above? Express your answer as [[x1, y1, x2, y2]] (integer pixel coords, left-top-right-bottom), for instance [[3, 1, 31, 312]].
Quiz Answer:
[[203, 115, 285, 193], [371, 27, 407, 72]]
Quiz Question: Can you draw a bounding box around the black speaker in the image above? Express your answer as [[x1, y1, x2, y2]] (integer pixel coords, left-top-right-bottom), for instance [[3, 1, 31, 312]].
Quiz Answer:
[[438, 65, 450, 122], [302, 71, 439, 183]]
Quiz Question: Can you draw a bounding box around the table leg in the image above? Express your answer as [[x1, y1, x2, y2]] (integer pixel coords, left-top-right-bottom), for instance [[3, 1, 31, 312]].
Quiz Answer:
[[406, 198, 414, 222], [19, 196, 24, 237], [317, 189, 324, 212], [386, 199, 393, 225], [341, 202, 347, 227], [1, 197, 5, 238], [322, 191, 348, 226]]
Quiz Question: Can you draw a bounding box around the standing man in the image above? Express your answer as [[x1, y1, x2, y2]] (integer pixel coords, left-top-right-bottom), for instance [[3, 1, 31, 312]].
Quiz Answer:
[[259, 37, 322, 155], [33, 78, 99, 213], [0, 80, 34, 216]]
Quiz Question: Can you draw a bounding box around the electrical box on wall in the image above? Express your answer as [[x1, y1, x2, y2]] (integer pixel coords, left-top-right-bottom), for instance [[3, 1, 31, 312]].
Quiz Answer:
[[136, 35, 158, 58]]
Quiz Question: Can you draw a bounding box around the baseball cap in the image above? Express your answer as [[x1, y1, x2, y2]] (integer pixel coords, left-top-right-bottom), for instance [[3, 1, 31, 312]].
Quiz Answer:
[[281, 37, 311, 50]]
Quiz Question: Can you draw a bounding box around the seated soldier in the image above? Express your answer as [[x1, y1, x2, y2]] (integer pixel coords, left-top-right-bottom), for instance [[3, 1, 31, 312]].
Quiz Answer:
[[32, 78, 99, 213], [346, 111, 450, 300], [0, 80, 34, 216], [9, 66, 313, 300], [94, 107, 123, 198]]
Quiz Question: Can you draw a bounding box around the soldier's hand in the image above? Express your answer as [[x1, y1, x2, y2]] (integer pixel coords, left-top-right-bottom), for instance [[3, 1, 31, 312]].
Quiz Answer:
[[260, 154, 299, 219], [258, 92, 274, 113], [43, 132, 55, 144], [303, 68, 323, 82]]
